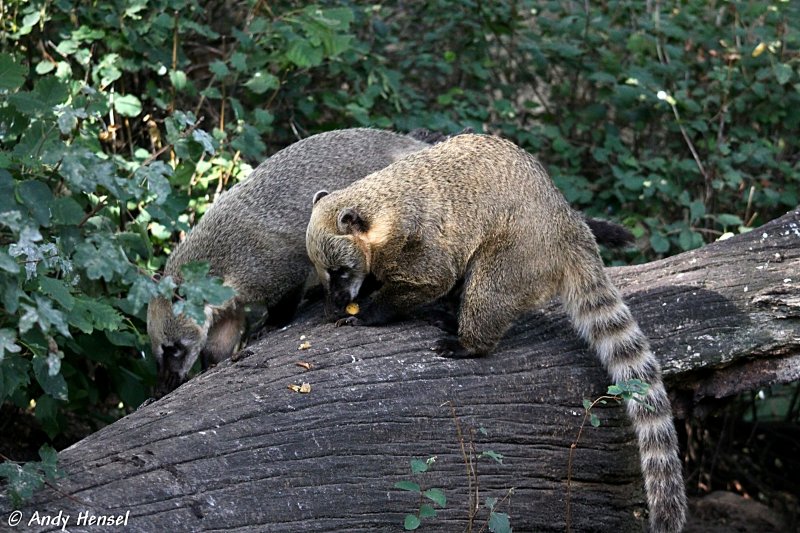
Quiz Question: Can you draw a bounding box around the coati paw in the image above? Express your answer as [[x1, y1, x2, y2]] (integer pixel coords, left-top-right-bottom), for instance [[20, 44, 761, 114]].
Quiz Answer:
[[431, 338, 475, 359], [334, 316, 362, 327]]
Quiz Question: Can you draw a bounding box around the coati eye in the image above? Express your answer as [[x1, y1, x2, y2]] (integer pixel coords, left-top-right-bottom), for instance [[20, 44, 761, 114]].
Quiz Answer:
[[327, 267, 349, 280], [162, 341, 186, 358], [162, 345, 179, 358]]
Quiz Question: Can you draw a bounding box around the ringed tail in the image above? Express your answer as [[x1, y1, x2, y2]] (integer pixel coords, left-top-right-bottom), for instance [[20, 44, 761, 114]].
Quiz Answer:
[[561, 259, 687, 533]]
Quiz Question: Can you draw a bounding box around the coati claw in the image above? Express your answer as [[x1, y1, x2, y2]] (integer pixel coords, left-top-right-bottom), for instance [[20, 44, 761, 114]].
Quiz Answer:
[[432, 338, 475, 359], [335, 316, 362, 327]]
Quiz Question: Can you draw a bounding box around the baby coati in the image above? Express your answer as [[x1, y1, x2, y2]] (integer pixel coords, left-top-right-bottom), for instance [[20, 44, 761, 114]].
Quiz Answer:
[[306, 134, 686, 532], [147, 128, 433, 396]]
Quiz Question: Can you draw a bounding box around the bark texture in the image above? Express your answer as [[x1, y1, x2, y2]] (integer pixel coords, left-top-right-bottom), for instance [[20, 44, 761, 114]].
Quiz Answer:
[[3, 209, 799, 533]]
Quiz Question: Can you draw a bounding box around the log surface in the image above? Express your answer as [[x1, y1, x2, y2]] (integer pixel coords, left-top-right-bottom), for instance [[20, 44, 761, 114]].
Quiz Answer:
[[3, 209, 799, 533]]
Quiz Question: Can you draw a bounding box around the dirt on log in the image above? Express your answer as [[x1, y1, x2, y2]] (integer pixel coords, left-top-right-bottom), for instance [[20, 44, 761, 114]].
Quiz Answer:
[[3, 209, 799, 533]]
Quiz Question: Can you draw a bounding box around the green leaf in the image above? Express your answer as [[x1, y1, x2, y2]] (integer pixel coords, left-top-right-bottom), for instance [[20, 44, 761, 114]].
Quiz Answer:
[[418, 504, 437, 518], [51, 197, 85, 225], [485, 496, 498, 510], [582, 398, 592, 410], [688, 200, 705, 222], [19, 295, 71, 337], [71, 297, 123, 333], [679, 229, 702, 251], [209, 60, 229, 77], [317, 6, 355, 26], [649, 232, 670, 254], [607, 384, 623, 396], [716, 213, 743, 227], [34, 76, 69, 107], [73, 237, 130, 282], [175, 262, 236, 325], [21, 11, 41, 31], [244, 71, 279, 94], [0, 248, 19, 273], [775, 63, 793, 85], [0, 53, 27, 90], [56, 104, 87, 134], [286, 39, 324, 68], [126, 275, 158, 314], [488, 511, 512, 533], [192, 129, 216, 155], [410, 459, 429, 474], [114, 94, 142, 117], [32, 354, 68, 401], [35, 393, 61, 439], [137, 161, 172, 204], [169, 69, 188, 90], [18, 180, 54, 227], [0, 329, 22, 360], [39, 277, 75, 310], [57, 37, 82, 56], [403, 515, 421, 530], [38, 444, 59, 479], [423, 488, 446, 507], [230, 51, 247, 72], [0, 354, 31, 401], [0, 462, 45, 507], [589, 413, 601, 427], [394, 480, 421, 493], [111, 365, 147, 407], [479, 450, 504, 464]]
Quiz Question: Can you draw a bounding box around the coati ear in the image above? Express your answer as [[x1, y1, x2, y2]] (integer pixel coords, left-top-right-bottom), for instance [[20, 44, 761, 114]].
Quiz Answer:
[[337, 207, 368, 235], [312, 190, 329, 206]]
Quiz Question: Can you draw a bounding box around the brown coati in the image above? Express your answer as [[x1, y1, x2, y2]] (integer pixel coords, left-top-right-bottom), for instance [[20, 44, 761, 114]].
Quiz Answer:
[[306, 134, 686, 532]]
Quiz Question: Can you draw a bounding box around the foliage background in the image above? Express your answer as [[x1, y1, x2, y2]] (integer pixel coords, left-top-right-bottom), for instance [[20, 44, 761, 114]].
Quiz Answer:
[[0, 0, 798, 510]]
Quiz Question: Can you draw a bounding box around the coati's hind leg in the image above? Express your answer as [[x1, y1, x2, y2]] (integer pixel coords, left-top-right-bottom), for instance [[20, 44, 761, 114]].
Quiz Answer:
[[435, 248, 537, 358]]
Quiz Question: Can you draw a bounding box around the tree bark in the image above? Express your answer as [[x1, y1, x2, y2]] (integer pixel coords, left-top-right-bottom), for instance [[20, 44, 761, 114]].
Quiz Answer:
[[4, 209, 799, 533]]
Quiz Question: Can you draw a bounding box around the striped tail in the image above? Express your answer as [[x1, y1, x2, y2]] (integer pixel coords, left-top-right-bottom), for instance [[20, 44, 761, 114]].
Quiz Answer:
[[562, 261, 687, 533]]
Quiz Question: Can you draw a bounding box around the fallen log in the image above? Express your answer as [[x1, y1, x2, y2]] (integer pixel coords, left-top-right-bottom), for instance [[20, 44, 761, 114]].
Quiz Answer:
[[3, 209, 799, 532]]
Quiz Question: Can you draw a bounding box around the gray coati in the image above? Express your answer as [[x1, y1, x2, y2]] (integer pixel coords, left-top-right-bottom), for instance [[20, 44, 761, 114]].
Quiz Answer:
[[147, 128, 433, 395], [305, 134, 686, 532]]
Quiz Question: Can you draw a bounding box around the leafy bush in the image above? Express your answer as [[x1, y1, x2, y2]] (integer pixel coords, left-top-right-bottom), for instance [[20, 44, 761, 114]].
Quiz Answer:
[[0, 0, 798, 460]]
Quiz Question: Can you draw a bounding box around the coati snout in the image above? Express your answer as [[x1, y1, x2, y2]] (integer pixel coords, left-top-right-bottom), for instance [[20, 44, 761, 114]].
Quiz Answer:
[[307, 191, 374, 320], [147, 296, 209, 397]]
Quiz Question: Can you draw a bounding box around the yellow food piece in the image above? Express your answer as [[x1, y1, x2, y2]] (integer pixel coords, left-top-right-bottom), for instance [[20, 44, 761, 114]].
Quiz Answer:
[[346, 302, 360, 315], [298, 341, 311, 350], [288, 382, 312, 393]]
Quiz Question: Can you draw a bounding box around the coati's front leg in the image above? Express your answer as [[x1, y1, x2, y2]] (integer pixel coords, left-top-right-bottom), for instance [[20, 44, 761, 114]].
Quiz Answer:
[[337, 279, 451, 328]]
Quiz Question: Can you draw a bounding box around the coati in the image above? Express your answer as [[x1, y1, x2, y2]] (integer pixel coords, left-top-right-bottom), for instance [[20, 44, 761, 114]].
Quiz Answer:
[[305, 134, 686, 532], [147, 128, 433, 395]]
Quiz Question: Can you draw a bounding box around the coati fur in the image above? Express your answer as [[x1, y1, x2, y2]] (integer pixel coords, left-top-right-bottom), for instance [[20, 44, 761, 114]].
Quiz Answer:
[[147, 128, 433, 395], [306, 134, 686, 532]]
